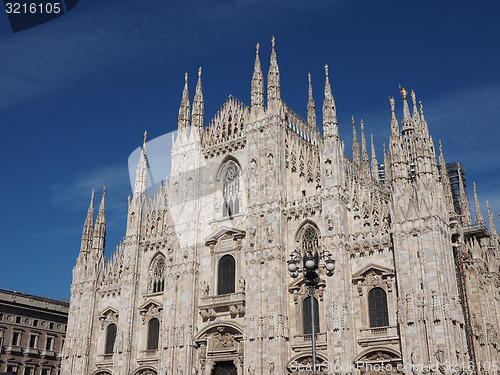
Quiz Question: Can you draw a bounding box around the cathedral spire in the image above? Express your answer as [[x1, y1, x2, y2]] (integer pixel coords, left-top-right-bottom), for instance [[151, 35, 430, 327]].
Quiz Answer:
[[92, 186, 106, 252], [250, 43, 265, 115], [360, 119, 371, 180], [178, 72, 191, 130], [383, 141, 391, 183], [390, 97, 399, 137], [411, 90, 420, 122], [267, 36, 281, 110], [307, 73, 316, 128], [400, 86, 411, 121], [458, 163, 472, 226], [352, 116, 360, 166], [134, 131, 148, 197], [322, 64, 339, 138], [473, 182, 485, 226], [439, 140, 455, 215], [80, 190, 95, 253], [419, 100, 426, 123], [371, 134, 379, 181], [486, 199, 499, 241], [191, 67, 204, 129]]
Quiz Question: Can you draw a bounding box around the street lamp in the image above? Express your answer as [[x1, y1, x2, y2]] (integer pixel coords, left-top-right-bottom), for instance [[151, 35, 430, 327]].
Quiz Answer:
[[287, 229, 336, 375]]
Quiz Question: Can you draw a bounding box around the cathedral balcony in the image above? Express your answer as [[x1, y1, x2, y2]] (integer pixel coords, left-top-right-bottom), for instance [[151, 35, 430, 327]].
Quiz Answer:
[[357, 325, 400, 347], [199, 292, 245, 320], [463, 224, 489, 238]]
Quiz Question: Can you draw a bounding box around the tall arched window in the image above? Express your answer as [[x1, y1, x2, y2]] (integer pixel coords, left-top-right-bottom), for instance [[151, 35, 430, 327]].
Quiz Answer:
[[105, 323, 117, 354], [147, 318, 159, 350], [303, 296, 319, 335], [368, 287, 389, 327], [217, 255, 235, 295], [223, 164, 240, 217], [149, 255, 165, 293]]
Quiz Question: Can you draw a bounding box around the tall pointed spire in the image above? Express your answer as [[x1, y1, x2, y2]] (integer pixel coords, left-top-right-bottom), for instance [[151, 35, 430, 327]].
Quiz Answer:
[[473, 182, 485, 226], [411, 90, 420, 122], [250, 43, 265, 115], [486, 199, 498, 241], [322, 64, 339, 138], [307, 73, 316, 128], [383, 141, 391, 183], [267, 36, 281, 110], [134, 131, 148, 196], [93, 186, 106, 252], [178, 72, 191, 130], [371, 134, 379, 181], [439, 140, 455, 215], [191, 67, 204, 129], [390, 97, 399, 136], [360, 119, 371, 180], [458, 163, 472, 226], [80, 190, 95, 253], [352, 116, 360, 166]]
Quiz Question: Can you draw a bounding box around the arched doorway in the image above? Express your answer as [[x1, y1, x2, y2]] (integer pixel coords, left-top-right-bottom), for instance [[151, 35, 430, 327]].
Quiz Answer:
[[212, 361, 237, 375]]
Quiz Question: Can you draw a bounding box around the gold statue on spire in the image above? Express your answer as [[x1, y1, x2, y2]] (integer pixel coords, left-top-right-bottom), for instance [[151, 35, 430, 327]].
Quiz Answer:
[[398, 84, 407, 100]]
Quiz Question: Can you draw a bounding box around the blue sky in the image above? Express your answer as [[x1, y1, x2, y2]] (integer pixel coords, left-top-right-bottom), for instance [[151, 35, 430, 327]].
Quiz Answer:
[[0, 0, 499, 299]]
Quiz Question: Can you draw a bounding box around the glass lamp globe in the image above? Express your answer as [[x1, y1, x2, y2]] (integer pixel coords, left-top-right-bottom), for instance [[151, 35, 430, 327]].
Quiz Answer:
[[325, 259, 336, 272], [287, 260, 298, 272], [305, 257, 316, 270]]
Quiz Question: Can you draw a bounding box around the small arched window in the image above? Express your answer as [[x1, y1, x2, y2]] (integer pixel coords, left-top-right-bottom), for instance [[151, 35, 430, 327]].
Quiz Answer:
[[368, 287, 389, 327], [105, 323, 117, 354], [303, 296, 319, 335], [147, 318, 159, 350], [223, 164, 240, 217], [149, 255, 165, 293], [217, 255, 235, 295]]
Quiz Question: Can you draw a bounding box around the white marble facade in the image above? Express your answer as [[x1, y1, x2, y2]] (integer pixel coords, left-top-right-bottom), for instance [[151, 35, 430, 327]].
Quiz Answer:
[[61, 40, 500, 375]]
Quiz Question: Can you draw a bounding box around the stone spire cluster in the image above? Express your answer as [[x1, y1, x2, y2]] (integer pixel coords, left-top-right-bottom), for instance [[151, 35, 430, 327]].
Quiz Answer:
[[267, 36, 281, 110], [322, 64, 338, 138], [178, 73, 191, 130], [250, 43, 264, 116]]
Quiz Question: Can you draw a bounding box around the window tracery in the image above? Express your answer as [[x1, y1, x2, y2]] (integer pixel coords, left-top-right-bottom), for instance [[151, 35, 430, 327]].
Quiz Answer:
[[301, 226, 319, 254], [223, 164, 240, 217], [149, 255, 165, 293]]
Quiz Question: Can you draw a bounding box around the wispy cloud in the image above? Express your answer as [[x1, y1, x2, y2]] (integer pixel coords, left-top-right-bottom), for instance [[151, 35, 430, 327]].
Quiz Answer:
[[50, 164, 130, 211]]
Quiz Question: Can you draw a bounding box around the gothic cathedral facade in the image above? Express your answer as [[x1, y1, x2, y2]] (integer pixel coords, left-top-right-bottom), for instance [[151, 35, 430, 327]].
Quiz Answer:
[[62, 39, 500, 375]]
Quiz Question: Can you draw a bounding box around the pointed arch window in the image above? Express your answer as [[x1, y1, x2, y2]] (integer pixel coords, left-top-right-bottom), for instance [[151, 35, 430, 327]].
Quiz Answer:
[[105, 323, 117, 354], [147, 318, 159, 350], [149, 255, 165, 293], [368, 287, 389, 327], [223, 164, 240, 217], [303, 296, 319, 335], [217, 255, 235, 295]]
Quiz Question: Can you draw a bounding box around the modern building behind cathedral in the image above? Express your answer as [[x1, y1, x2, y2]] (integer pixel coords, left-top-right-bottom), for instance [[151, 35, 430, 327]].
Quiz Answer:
[[61, 39, 500, 375]]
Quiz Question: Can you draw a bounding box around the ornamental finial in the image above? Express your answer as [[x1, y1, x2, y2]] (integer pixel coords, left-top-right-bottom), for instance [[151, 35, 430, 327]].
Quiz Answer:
[[198, 67, 202, 78], [143, 130, 147, 145], [271, 35, 275, 48], [398, 84, 407, 100], [256, 42, 260, 54], [325, 64, 329, 77], [184, 72, 188, 83]]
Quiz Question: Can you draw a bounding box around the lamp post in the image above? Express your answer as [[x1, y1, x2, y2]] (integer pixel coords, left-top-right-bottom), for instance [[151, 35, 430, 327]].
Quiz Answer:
[[287, 233, 335, 375]]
